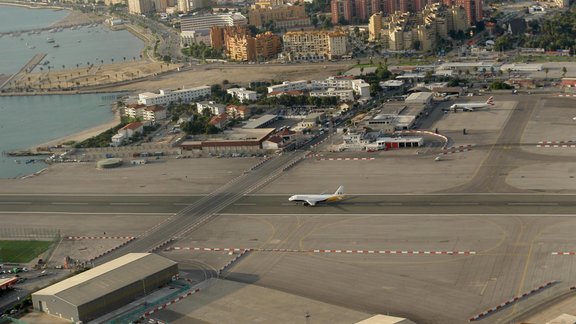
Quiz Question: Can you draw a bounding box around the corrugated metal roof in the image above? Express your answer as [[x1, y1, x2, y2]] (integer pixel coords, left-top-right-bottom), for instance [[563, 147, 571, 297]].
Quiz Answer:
[[33, 253, 176, 306]]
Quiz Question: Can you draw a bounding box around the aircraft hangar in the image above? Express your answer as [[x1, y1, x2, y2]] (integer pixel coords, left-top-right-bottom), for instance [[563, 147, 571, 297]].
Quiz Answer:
[[32, 253, 177, 323]]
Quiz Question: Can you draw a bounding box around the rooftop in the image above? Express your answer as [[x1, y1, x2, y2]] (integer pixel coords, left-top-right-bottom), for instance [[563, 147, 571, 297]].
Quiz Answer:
[[33, 253, 177, 306]]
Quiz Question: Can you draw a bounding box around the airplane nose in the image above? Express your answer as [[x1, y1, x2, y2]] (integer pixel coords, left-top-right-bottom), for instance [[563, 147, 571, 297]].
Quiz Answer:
[[288, 196, 294, 201]]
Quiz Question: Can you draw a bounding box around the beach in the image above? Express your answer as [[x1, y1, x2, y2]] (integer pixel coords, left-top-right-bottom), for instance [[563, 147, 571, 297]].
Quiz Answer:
[[32, 111, 120, 151]]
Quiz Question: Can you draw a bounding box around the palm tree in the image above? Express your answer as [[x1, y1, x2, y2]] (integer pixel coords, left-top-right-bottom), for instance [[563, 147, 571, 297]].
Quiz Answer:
[[562, 66, 567, 77], [123, 56, 126, 62], [544, 67, 549, 80], [62, 64, 65, 70], [111, 58, 115, 63]]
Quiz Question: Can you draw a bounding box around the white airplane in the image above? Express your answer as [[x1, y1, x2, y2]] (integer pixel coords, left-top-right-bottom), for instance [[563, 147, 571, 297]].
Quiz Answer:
[[288, 186, 345, 206], [447, 96, 495, 112]]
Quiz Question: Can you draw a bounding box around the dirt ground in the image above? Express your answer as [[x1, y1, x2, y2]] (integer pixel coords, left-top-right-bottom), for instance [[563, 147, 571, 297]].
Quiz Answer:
[[104, 62, 352, 93]]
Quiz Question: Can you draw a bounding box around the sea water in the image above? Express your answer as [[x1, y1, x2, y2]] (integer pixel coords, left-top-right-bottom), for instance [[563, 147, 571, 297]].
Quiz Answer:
[[0, 5, 144, 178]]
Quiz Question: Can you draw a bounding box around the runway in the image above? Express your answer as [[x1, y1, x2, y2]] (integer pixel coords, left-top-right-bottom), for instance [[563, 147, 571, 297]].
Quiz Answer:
[[2, 194, 576, 215]]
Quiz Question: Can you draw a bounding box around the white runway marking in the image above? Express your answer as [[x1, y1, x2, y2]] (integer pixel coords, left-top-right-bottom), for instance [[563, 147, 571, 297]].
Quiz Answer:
[[0, 202, 31, 205], [109, 202, 150, 205], [429, 202, 480, 206], [379, 203, 403, 206], [0, 211, 173, 215], [51, 202, 88, 205], [234, 203, 256, 206], [507, 203, 559, 206]]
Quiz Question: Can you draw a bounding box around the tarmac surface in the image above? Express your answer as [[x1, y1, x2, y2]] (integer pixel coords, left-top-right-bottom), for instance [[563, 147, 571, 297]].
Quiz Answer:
[[4, 93, 576, 323]]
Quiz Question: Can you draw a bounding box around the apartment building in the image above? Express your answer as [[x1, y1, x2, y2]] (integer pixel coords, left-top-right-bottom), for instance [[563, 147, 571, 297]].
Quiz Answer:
[[268, 76, 370, 98], [248, 5, 311, 29], [369, 3, 468, 52], [227, 88, 258, 102], [212, 26, 282, 61], [180, 13, 247, 33], [128, 0, 154, 14], [138, 86, 211, 105], [197, 101, 226, 115], [282, 29, 347, 61], [310, 88, 354, 101]]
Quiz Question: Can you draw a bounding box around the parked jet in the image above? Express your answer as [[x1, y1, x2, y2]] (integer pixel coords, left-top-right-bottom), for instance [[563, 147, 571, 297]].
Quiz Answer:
[[445, 96, 495, 112], [288, 186, 345, 206]]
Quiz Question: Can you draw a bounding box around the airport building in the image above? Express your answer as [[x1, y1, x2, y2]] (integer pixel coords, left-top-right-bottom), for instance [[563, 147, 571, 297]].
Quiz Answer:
[[180, 128, 276, 153], [32, 253, 178, 323]]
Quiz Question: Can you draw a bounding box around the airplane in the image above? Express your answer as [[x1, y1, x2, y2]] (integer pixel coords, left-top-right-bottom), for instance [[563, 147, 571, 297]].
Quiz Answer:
[[288, 186, 345, 206], [444, 96, 495, 112]]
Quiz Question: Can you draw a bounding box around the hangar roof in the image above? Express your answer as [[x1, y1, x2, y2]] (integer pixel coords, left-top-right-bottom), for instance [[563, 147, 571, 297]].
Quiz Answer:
[[33, 253, 177, 306]]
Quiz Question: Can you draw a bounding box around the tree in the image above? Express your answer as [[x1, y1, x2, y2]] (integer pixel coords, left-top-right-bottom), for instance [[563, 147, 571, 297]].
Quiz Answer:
[[545, 67, 549, 80], [562, 66, 567, 77]]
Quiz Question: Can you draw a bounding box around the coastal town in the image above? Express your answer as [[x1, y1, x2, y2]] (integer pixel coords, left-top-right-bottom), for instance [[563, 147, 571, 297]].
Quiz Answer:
[[4, 0, 576, 323]]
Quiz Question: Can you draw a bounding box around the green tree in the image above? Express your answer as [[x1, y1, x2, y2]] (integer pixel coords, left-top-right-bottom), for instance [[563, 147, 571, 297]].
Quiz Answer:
[[562, 66, 567, 77]]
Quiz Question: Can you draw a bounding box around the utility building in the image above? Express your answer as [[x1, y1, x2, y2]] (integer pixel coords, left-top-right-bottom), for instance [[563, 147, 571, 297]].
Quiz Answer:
[[32, 253, 178, 323]]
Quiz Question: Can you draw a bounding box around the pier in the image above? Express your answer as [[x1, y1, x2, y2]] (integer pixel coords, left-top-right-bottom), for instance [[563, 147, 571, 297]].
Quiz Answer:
[[0, 53, 46, 90]]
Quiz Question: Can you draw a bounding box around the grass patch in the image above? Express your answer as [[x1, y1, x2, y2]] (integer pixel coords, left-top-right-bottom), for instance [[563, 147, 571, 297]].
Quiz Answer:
[[0, 240, 52, 263]]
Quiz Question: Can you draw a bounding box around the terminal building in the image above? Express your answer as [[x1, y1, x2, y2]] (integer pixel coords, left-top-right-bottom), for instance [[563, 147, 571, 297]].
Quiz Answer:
[[32, 253, 178, 323]]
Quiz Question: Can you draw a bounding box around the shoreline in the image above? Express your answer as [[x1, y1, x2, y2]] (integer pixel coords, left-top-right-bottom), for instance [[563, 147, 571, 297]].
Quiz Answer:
[[0, 1, 69, 10], [32, 111, 121, 151]]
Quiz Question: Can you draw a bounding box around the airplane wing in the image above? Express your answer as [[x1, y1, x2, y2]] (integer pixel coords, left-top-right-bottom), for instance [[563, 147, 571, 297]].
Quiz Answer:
[[306, 200, 317, 206]]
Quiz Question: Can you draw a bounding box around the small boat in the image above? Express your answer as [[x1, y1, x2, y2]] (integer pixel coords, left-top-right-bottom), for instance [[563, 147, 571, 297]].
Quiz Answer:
[[53, 44, 60, 48], [47, 37, 55, 43]]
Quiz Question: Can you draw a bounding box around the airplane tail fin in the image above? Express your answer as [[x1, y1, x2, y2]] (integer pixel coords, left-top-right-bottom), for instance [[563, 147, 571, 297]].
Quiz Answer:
[[486, 96, 495, 106], [334, 185, 344, 196]]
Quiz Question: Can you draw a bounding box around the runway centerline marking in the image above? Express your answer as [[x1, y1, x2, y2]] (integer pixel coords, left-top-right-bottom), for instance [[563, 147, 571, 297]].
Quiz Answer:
[[109, 203, 150, 205], [507, 203, 559, 206], [429, 203, 480, 206], [51, 202, 89, 205], [0, 202, 32, 205]]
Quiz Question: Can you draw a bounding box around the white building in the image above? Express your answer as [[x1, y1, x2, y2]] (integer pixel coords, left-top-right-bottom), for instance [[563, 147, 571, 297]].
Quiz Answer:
[[124, 104, 166, 122], [180, 30, 211, 46], [351, 79, 370, 98], [227, 88, 257, 102], [118, 122, 144, 138], [267, 77, 370, 98], [180, 13, 247, 33], [267, 80, 309, 93], [111, 133, 126, 147], [138, 86, 211, 106], [197, 101, 226, 115], [310, 88, 354, 101], [142, 106, 167, 122]]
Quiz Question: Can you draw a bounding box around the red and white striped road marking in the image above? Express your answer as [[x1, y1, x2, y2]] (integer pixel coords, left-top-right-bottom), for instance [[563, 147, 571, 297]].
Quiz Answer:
[[66, 236, 134, 240], [557, 94, 576, 97], [551, 252, 576, 255], [317, 157, 376, 161], [143, 288, 201, 318], [440, 145, 474, 155], [218, 249, 251, 275], [536, 141, 576, 148], [165, 247, 476, 255], [469, 280, 557, 322]]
